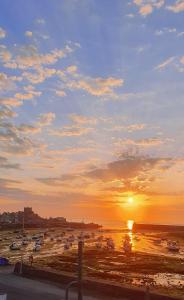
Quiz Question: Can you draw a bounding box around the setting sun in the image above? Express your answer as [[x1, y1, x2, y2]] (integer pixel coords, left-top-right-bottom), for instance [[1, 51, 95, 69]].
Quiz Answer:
[[128, 197, 134, 204]]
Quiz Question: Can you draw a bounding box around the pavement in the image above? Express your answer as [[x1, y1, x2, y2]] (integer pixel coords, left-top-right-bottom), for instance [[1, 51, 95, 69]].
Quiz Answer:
[[0, 266, 121, 300]]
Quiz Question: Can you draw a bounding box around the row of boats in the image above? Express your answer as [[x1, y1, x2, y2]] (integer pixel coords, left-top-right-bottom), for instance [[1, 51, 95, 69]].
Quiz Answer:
[[8, 231, 95, 252], [4, 230, 181, 254], [95, 234, 132, 254], [154, 239, 180, 252]]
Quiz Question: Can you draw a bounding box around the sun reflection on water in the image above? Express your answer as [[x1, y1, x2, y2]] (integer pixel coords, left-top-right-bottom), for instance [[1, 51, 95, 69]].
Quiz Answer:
[[127, 220, 134, 231]]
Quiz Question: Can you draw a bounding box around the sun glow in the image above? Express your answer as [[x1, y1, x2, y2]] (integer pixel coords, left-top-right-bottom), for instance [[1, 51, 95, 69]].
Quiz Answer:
[[128, 197, 134, 204]]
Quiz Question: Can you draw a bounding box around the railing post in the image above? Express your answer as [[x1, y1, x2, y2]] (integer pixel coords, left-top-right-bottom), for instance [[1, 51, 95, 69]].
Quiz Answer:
[[78, 240, 83, 300], [65, 240, 84, 300]]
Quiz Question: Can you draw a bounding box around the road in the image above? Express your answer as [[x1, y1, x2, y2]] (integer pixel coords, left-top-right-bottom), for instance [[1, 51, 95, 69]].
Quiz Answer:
[[0, 266, 120, 300]]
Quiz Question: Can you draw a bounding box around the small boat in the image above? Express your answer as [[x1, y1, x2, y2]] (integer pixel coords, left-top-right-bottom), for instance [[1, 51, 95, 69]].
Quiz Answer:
[[33, 244, 41, 252], [0, 257, 9, 266], [9, 242, 21, 250], [36, 239, 44, 245], [167, 240, 180, 252], [64, 243, 70, 250], [22, 240, 29, 246], [106, 238, 115, 250], [122, 239, 132, 254]]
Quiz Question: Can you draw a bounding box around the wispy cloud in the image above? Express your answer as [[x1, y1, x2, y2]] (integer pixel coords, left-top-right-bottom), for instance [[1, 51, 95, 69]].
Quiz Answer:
[[154, 56, 176, 70]]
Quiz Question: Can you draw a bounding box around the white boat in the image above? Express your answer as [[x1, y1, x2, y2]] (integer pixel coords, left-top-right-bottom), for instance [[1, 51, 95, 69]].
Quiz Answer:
[[33, 244, 41, 252], [167, 240, 180, 252], [36, 239, 44, 245], [9, 242, 21, 250]]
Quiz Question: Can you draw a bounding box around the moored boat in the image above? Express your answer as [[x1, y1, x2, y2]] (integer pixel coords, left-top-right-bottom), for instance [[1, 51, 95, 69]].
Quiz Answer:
[[9, 242, 21, 250], [167, 240, 180, 252]]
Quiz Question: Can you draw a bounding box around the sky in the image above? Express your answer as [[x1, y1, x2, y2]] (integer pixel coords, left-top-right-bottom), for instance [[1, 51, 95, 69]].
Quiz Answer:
[[0, 0, 184, 226]]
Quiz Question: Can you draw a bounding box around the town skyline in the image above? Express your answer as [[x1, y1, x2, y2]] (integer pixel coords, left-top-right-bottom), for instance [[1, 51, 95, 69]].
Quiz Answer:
[[0, 0, 184, 225]]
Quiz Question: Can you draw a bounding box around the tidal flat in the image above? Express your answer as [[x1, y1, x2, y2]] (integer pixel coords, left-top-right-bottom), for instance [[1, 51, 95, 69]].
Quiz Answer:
[[34, 248, 184, 299]]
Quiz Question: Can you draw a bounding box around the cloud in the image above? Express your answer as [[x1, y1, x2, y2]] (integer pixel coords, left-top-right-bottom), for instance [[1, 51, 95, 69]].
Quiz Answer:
[[133, 0, 165, 16], [0, 27, 6, 39], [155, 28, 177, 36], [55, 90, 66, 97], [25, 31, 33, 37], [0, 73, 16, 92], [69, 114, 97, 125], [35, 18, 45, 24], [0, 46, 12, 62], [107, 123, 146, 132], [23, 67, 56, 84], [49, 125, 94, 137], [167, 1, 184, 13], [66, 65, 78, 74], [17, 124, 41, 134], [67, 77, 124, 96], [0, 121, 45, 155], [121, 137, 165, 146], [154, 56, 176, 70], [37, 112, 55, 126], [0, 98, 22, 107], [0, 156, 20, 169], [139, 4, 153, 15], [4, 45, 73, 70], [0, 107, 17, 119], [37, 154, 174, 196]]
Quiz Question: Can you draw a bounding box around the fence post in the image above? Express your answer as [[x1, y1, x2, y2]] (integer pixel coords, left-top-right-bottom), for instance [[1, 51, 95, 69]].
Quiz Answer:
[[78, 240, 83, 300]]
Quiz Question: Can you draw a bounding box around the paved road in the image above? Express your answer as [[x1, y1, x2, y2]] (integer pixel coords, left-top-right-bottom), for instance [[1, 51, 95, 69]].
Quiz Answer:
[[0, 266, 120, 300]]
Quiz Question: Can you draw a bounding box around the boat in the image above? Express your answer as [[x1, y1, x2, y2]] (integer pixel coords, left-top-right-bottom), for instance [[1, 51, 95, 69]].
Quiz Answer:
[[9, 242, 21, 250], [22, 240, 29, 246], [0, 257, 9, 266], [167, 240, 180, 252], [64, 243, 70, 250], [122, 238, 132, 254], [106, 238, 115, 250], [33, 244, 41, 252]]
